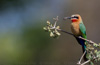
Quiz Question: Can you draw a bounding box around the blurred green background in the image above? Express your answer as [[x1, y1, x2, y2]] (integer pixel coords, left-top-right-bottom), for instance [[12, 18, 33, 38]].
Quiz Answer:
[[0, 0, 100, 65]]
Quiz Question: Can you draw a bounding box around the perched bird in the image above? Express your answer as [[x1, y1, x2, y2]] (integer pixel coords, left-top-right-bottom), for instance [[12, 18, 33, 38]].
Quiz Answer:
[[64, 14, 87, 61]]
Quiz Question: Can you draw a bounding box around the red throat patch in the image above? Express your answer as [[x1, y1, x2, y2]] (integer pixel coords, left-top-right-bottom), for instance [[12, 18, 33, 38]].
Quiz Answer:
[[71, 19, 78, 22]]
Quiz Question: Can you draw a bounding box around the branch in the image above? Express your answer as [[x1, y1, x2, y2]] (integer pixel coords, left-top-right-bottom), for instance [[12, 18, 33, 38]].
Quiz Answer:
[[77, 51, 87, 65], [78, 36, 97, 44], [80, 56, 98, 65], [81, 60, 90, 65], [53, 16, 58, 28], [57, 29, 98, 45]]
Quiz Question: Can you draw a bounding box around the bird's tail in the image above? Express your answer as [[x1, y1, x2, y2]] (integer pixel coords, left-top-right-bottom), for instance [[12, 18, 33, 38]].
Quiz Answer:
[[82, 45, 87, 61], [75, 36, 87, 61]]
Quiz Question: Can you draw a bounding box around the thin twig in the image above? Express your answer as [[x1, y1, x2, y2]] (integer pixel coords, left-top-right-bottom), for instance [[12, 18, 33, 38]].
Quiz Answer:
[[58, 29, 98, 45], [78, 36, 97, 44], [53, 16, 58, 28], [79, 55, 98, 65], [81, 60, 90, 65], [77, 51, 87, 65]]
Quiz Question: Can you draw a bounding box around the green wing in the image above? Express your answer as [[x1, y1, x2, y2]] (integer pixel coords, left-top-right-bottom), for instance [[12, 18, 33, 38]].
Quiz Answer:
[[79, 23, 87, 39]]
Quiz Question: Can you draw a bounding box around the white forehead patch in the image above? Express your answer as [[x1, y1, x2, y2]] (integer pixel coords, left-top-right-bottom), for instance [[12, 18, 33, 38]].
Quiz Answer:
[[71, 15, 75, 17]]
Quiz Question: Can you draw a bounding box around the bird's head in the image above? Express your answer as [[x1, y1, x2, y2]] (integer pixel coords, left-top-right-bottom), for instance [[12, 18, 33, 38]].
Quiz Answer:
[[64, 14, 82, 22]]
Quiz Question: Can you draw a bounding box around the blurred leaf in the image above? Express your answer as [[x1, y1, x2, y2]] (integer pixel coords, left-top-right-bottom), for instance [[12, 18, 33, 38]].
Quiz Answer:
[[55, 30, 60, 36], [86, 53, 92, 60], [93, 43, 98, 47], [47, 21, 50, 25], [96, 51, 100, 58], [94, 50, 97, 53], [56, 26, 60, 29], [90, 61, 94, 65], [43, 27, 47, 31], [50, 32, 55, 37], [87, 44, 94, 50]]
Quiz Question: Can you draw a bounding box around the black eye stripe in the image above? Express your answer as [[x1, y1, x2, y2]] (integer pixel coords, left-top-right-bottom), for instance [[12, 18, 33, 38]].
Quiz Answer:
[[73, 16, 79, 19]]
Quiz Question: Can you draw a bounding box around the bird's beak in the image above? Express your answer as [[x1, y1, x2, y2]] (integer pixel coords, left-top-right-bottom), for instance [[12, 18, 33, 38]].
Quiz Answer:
[[63, 17, 72, 20]]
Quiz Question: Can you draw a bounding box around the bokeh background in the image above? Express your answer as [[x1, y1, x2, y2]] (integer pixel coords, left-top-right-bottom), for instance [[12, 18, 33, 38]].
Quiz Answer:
[[0, 0, 100, 65]]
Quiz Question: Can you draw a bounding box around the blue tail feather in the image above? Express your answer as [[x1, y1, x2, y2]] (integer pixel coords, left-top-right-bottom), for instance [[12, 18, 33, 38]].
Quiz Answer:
[[75, 36, 87, 61]]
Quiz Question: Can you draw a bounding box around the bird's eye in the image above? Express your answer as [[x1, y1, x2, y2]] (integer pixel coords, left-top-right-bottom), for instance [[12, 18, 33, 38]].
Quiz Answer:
[[74, 16, 79, 19]]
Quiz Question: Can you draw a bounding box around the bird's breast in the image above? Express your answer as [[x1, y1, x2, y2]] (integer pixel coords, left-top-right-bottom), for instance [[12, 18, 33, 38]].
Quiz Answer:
[[71, 22, 82, 36]]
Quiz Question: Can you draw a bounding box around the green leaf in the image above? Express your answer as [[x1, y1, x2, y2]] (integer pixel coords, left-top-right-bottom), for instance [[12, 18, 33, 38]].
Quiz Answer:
[[96, 51, 100, 55], [50, 24, 53, 27], [48, 29, 51, 32], [94, 50, 97, 53], [93, 43, 98, 47], [99, 43, 100, 48], [85, 42, 88, 45], [96, 51, 100, 58], [98, 57, 100, 61], [94, 59, 98, 62], [86, 53, 92, 60], [50, 32, 55, 37], [90, 61, 94, 65], [87, 44, 94, 50], [56, 32, 61, 36], [43, 27, 47, 30], [47, 27, 50, 30], [54, 30, 60, 36], [47, 27, 51, 32], [56, 26, 60, 29], [47, 21, 50, 25]]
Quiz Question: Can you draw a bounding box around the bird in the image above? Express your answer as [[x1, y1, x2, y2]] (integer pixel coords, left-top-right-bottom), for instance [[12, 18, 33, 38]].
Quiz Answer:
[[64, 14, 87, 61]]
